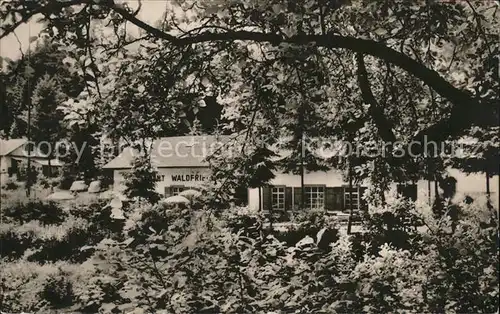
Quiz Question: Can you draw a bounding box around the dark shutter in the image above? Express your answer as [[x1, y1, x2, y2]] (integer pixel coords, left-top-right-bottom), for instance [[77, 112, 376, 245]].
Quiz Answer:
[[359, 187, 368, 210], [164, 186, 172, 197], [262, 186, 272, 211], [407, 184, 417, 201], [397, 184, 417, 201], [285, 187, 292, 211], [397, 184, 404, 195], [293, 187, 302, 210], [333, 187, 344, 211], [325, 187, 335, 211]]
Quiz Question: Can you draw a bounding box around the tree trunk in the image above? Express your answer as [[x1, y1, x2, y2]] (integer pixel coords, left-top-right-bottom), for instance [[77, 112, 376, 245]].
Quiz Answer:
[[347, 162, 354, 234], [300, 134, 305, 211], [485, 170, 490, 197], [47, 143, 52, 177], [434, 178, 439, 202], [486, 169, 491, 209], [26, 68, 32, 198], [268, 186, 273, 231], [48, 153, 54, 193], [300, 162, 305, 210], [258, 187, 262, 212], [428, 180, 432, 205]]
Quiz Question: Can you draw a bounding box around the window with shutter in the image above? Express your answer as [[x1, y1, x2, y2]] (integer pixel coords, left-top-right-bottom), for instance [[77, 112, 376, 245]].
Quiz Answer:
[[304, 186, 325, 210], [344, 188, 359, 210], [271, 186, 285, 210]]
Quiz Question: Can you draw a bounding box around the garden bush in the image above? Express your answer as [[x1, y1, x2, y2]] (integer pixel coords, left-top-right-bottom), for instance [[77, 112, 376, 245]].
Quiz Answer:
[[1, 177, 19, 190], [0, 217, 89, 261], [0, 223, 38, 259], [0, 261, 94, 313], [88, 199, 498, 313], [0, 197, 497, 313], [36, 175, 61, 190], [343, 196, 499, 313], [278, 210, 339, 247], [2, 201, 67, 225], [40, 274, 74, 308]]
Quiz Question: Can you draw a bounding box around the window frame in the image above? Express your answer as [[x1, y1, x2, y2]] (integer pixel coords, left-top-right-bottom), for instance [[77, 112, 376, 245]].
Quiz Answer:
[[271, 185, 286, 211], [343, 186, 360, 210], [304, 185, 326, 210]]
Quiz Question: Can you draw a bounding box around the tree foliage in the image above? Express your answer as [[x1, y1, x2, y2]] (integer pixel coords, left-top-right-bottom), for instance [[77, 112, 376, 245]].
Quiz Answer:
[[2, 0, 497, 189], [1, 40, 84, 137], [30, 74, 66, 147], [122, 155, 161, 204], [3, 195, 497, 313]]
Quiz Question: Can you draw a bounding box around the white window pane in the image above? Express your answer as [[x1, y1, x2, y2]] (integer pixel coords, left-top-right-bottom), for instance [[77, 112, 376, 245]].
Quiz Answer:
[[271, 186, 285, 210]]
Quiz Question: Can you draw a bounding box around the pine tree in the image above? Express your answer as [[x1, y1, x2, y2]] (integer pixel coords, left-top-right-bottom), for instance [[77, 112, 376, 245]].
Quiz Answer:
[[30, 74, 66, 177], [123, 155, 160, 204]]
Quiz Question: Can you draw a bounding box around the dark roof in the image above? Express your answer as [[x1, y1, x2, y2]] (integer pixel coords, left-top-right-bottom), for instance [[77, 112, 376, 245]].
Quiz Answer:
[[0, 138, 28, 156], [103, 135, 231, 169]]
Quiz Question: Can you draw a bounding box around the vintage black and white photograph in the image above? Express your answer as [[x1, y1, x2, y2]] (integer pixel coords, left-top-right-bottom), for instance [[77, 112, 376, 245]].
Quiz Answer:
[[0, 0, 499, 313]]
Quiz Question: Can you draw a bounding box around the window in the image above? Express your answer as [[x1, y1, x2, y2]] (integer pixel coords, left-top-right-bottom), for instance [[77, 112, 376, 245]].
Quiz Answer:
[[271, 186, 285, 210], [305, 186, 325, 210], [172, 186, 185, 196], [344, 189, 359, 210]]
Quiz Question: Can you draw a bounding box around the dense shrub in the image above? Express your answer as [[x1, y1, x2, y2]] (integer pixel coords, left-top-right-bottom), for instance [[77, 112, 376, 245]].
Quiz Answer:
[[0, 217, 89, 261], [0, 196, 497, 313], [0, 261, 93, 313], [279, 210, 339, 247], [40, 275, 74, 308], [36, 175, 60, 189], [27, 223, 95, 263], [1, 178, 19, 190], [344, 196, 499, 313], [0, 224, 37, 259], [58, 173, 75, 190], [86, 199, 497, 313], [3, 201, 67, 225]]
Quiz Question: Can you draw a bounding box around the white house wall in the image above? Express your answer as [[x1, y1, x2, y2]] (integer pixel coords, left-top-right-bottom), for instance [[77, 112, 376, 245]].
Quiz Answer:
[[1, 156, 12, 175], [247, 168, 499, 211], [113, 167, 211, 195], [111, 166, 498, 209], [0, 156, 12, 184]]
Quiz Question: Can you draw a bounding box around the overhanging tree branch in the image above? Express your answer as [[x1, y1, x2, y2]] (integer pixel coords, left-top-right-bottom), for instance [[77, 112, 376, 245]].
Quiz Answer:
[[1, 0, 483, 123], [0, 0, 87, 39], [356, 53, 396, 144], [107, 4, 480, 118]]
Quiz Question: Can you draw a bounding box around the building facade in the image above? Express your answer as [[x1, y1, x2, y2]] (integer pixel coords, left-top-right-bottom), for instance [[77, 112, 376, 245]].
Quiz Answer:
[[248, 168, 499, 212], [103, 136, 499, 210], [0, 138, 63, 183], [103, 136, 225, 197]]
